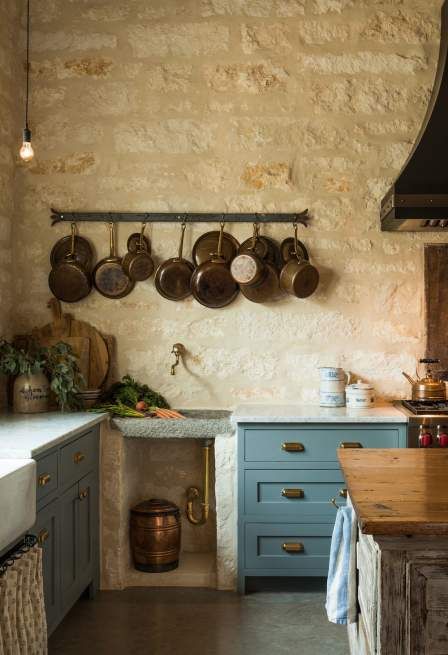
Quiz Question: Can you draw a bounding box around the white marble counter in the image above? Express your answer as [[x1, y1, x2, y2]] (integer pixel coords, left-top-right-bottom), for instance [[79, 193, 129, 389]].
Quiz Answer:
[[0, 412, 108, 458], [232, 403, 408, 424]]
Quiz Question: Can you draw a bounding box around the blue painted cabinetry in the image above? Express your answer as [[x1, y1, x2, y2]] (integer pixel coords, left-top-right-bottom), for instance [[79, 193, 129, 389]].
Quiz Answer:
[[237, 422, 407, 593], [32, 426, 100, 634]]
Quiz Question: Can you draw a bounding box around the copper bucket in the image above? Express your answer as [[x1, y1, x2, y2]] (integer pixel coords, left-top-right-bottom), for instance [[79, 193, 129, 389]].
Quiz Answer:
[[130, 498, 181, 572]]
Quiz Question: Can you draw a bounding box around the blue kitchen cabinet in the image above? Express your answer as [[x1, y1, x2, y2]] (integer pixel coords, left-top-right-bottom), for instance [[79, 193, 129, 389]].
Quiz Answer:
[[237, 422, 407, 593], [32, 426, 100, 634]]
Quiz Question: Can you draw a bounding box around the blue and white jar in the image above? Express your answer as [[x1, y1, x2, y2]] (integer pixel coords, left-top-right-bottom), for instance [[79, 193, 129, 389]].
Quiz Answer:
[[319, 367, 351, 407]]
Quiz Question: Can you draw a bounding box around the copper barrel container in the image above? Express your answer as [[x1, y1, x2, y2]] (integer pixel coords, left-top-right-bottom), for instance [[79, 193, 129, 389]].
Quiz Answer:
[[130, 498, 181, 573]]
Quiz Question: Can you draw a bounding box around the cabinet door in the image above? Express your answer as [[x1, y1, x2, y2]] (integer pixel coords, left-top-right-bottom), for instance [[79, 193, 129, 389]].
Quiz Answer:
[[60, 482, 79, 612], [77, 471, 98, 592], [33, 499, 60, 633]]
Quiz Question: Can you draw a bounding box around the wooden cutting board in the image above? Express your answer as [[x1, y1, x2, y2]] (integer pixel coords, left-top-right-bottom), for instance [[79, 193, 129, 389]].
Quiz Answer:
[[32, 298, 110, 390]]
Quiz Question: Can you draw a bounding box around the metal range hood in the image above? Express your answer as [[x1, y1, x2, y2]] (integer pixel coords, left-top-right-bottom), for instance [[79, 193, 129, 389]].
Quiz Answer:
[[381, 1, 448, 231]]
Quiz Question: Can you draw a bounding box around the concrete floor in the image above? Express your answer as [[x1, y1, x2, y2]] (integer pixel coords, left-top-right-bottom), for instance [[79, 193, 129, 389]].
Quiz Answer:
[[49, 582, 349, 655]]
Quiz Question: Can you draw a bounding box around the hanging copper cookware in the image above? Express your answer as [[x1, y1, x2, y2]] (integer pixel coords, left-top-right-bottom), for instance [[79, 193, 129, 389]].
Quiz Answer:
[[93, 222, 135, 299], [122, 223, 154, 282], [279, 223, 319, 299], [50, 230, 94, 270], [127, 231, 151, 254], [48, 223, 92, 303], [230, 224, 266, 287], [155, 221, 194, 301], [191, 222, 239, 309], [192, 229, 239, 266]]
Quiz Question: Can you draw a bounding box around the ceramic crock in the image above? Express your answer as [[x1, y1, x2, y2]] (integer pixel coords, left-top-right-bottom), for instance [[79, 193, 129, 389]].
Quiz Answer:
[[346, 382, 375, 408], [319, 367, 351, 383], [13, 372, 50, 413], [319, 391, 346, 407]]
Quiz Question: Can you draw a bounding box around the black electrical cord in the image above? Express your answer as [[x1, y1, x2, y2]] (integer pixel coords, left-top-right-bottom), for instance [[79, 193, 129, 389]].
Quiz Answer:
[[24, 0, 30, 130]]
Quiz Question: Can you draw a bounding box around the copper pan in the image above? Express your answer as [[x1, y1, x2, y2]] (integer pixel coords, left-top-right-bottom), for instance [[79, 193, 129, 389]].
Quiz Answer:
[[191, 222, 239, 309], [48, 223, 92, 303], [155, 221, 194, 301], [93, 222, 135, 299], [122, 223, 154, 282], [279, 223, 319, 299]]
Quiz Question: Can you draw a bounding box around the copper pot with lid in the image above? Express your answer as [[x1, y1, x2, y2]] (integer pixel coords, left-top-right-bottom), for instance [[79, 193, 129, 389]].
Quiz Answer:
[[402, 358, 446, 400]]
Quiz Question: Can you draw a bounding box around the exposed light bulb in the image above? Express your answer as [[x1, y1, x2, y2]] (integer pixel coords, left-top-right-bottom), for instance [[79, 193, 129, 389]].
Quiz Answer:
[[19, 127, 34, 162]]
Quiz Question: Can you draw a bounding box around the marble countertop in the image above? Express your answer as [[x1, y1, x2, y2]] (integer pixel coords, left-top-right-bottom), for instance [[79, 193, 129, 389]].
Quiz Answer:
[[232, 403, 408, 424], [0, 412, 108, 458], [339, 449, 448, 535]]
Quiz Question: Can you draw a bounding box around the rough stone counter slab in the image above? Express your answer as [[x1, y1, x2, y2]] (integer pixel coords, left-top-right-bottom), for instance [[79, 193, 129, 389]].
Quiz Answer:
[[112, 410, 232, 439]]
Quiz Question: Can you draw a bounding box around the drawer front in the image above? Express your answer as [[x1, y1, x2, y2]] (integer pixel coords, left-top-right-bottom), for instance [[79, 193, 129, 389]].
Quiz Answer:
[[245, 523, 332, 571], [36, 451, 58, 502], [60, 430, 96, 488], [243, 426, 401, 462], [244, 469, 345, 520]]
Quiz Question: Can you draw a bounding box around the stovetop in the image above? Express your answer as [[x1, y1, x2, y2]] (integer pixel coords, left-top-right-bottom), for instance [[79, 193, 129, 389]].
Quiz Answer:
[[401, 400, 448, 416]]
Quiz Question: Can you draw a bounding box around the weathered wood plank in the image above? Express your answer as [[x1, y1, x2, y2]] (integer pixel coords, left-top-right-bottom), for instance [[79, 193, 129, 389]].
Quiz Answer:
[[378, 549, 407, 654]]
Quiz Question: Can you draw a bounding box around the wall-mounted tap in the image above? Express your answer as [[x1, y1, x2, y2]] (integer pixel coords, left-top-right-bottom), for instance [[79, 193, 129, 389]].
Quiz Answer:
[[170, 343, 185, 375]]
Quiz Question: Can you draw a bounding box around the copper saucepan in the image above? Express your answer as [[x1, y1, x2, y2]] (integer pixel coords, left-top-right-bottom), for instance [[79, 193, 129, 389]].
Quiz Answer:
[[279, 223, 319, 299], [155, 221, 194, 301], [48, 222, 92, 303], [230, 223, 266, 287], [191, 222, 239, 309], [122, 223, 154, 282]]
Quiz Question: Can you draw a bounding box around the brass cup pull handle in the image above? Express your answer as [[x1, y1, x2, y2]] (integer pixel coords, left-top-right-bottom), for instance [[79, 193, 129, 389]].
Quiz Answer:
[[38, 529, 49, 546], [38, 473, 51, 487], [78, 489, 89, 500], [339, 442, 363, 449], [73, 451, 85, 464], [282, 542, 304, 553], [282, 442, 305, 452], [339, 488, 347, 498], [281, 488, 304, 499]]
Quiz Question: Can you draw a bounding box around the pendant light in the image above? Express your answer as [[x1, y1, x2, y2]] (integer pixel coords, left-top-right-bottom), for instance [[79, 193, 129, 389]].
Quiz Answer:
[[19, 0, 34, 163]]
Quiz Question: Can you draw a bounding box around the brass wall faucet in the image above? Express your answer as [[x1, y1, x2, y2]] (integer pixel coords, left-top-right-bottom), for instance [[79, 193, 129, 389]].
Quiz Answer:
[[170, 343, 185, 375]]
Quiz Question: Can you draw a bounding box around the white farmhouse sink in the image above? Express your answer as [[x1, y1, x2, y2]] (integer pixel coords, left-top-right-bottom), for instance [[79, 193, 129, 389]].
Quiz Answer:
[[0, 459, 36, 552]]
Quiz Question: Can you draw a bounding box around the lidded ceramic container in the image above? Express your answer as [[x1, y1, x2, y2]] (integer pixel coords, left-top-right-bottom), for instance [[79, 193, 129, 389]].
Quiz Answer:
[[346, 381, 375, 408]]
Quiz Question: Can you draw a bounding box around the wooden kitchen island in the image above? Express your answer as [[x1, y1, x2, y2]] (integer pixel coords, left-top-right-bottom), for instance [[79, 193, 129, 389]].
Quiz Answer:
[[339, 449, 448, 655]]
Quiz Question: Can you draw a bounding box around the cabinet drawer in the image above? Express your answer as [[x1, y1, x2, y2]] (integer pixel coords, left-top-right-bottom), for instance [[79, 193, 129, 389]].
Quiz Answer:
[[243, 426, 401, 462], [60, 430, 95, 488], [244, 469, 345, 520], [36, 452, 58, 502], [245, 523, 332, 571]]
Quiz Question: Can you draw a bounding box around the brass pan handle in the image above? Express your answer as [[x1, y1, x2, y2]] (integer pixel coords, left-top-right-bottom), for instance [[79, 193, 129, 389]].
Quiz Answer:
[[73, 451, 85, 464], [282, 442, 305, 452], [281, 488, 304, 499], [38, 473, 51, 487], [339, 442, 363, 449], [38, 529, 49, 546], [282, 542, 304, 553]]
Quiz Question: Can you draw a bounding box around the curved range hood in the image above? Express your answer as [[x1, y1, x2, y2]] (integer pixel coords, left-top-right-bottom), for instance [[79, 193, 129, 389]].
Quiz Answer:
[[381, 1, 448, 231]]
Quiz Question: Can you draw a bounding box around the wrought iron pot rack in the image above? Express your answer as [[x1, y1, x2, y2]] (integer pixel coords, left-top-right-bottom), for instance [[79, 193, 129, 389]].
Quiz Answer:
[[50, 209, 309, 226]]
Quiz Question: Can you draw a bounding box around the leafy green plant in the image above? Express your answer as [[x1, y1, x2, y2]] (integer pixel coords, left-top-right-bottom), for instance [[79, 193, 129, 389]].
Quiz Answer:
[[97, 374, 169, 410], [0, 338, 84, 411]]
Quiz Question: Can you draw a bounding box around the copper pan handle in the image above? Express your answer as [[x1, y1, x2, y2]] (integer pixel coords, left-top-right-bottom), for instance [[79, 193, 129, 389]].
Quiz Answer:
[[178, 219, 186, 260]]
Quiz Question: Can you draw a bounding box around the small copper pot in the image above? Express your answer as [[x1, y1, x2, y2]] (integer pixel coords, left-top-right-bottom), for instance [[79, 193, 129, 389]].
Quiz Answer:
[[130, 498, 181, 573], [279, 223, 319, 299], [230, 224, 266, 287]]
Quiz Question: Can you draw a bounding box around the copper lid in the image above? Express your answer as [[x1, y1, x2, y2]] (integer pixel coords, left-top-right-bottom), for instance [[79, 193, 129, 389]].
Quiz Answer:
[[131, 498, 180, 516]]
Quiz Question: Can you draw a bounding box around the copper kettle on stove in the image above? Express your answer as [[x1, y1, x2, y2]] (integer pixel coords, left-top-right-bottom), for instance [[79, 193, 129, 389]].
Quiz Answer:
[[402, 358, 446, 401]]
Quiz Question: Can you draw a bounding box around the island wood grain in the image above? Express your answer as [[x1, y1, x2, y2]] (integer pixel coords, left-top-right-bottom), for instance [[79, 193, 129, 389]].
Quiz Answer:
[[338, 449, 448, 535]]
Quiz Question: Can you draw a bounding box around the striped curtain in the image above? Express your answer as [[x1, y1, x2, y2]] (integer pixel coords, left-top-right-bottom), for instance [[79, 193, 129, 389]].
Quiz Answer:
[[0, 545, 47, 655]]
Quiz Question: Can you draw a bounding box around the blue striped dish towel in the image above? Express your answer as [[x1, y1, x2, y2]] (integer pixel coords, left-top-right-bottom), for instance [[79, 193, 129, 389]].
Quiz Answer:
[[325, 504, 357, 625]]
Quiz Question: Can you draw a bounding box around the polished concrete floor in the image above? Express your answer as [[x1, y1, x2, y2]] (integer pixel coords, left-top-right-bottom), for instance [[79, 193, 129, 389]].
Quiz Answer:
[[49, 582, 349, 655]]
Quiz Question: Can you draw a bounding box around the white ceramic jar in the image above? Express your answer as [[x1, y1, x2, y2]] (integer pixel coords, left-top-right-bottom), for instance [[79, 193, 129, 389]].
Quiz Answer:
[[345, 381, 375, 408], [319, 367, 351, 407]]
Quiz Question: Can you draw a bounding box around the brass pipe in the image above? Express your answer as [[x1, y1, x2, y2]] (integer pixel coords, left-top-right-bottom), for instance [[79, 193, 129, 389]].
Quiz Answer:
[[186, 439, 212, 525]]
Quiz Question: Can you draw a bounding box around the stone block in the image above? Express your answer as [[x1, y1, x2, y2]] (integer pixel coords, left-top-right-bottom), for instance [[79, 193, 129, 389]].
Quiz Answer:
[[128, 23, 229, 57]]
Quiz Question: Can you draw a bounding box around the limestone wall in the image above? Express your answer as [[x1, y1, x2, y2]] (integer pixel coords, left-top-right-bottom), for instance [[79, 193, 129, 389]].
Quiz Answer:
[[0, 0, 21, 404], [12, 0, 446, 408]]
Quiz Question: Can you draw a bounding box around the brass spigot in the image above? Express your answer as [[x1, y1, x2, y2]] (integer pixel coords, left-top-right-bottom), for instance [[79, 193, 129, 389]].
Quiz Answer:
[[170, 343, 185, 375]]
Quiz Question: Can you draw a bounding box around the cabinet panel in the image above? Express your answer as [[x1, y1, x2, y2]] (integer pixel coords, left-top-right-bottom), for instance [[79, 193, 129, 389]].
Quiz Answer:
[[60, 482, 78, 612], [33, 499, 59, 633], [243, 426, 402, 462], [244, 469, 345, 520], [245, 523, 333, 573], [60, 430, 95, 490], [77, 471, 97, 590]]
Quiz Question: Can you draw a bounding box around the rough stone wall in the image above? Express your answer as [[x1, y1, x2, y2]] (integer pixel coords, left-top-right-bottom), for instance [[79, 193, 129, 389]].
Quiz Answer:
[[0, 0, 21, 405], [12, 0, 446, 407]]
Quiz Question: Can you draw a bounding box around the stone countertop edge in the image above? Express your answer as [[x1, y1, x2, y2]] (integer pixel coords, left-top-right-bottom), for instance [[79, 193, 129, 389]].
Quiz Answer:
[[231, 403, 408, 424], [112, 416, 234, 439], [0, 412, 109, 459]]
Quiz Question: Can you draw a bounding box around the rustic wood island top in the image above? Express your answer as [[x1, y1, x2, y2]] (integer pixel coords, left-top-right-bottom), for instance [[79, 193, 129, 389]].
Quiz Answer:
[[338, 448, 448, 536]]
